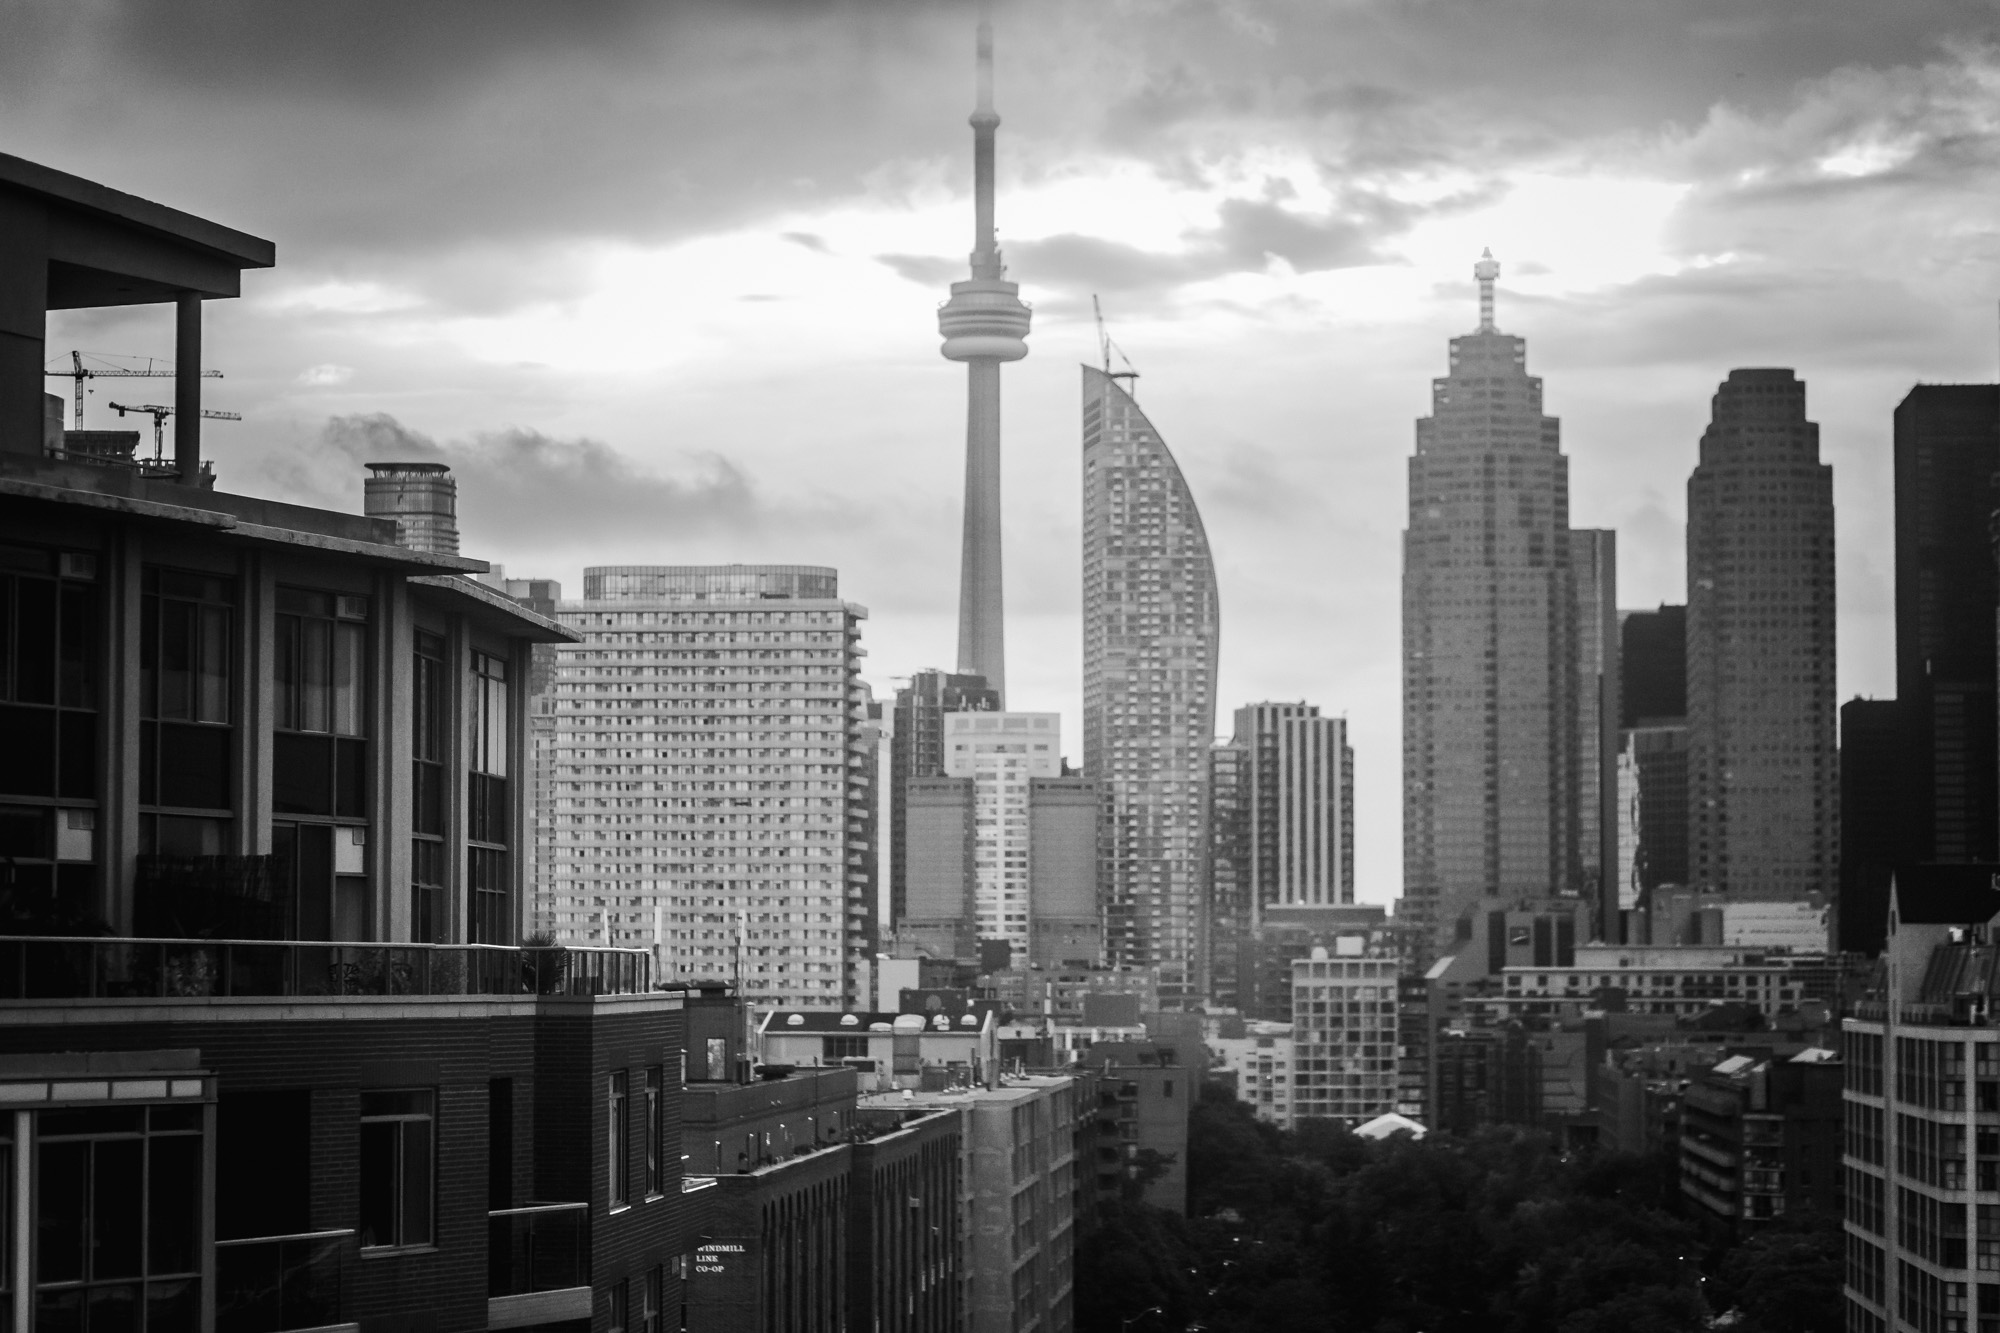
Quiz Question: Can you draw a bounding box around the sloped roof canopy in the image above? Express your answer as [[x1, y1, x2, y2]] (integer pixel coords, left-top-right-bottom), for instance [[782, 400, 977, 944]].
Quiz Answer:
[[0, 151, 274, 306]]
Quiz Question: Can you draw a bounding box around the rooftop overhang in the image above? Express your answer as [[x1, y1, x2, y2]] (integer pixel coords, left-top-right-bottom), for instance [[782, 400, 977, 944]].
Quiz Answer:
[[0, 151, 274, 305], [411, 574, 584, 644], [0, 474, 487, 576]]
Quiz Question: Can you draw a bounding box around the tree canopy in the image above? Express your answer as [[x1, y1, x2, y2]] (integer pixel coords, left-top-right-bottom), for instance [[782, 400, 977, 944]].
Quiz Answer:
[[1077, 1082, 1841, 1333]]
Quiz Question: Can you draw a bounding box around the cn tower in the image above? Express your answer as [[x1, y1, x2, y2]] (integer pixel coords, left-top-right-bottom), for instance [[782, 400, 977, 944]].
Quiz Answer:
[[938, 10, 1030, 706]]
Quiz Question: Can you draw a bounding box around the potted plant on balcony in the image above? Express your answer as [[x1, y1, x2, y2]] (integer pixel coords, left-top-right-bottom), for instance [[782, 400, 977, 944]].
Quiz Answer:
[[520, 931, 571, 996]]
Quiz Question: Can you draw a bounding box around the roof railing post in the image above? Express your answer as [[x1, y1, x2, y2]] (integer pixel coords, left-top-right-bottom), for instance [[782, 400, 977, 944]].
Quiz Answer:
[[174, 290, 201, 483]]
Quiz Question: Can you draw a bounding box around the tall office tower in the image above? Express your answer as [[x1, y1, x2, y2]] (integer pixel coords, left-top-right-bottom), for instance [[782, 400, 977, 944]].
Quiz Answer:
[[1620, 605, 1687, 726], [1571, 531, 1620, 938], [847, 681, 884, 1006], [1208, 703, 1355, 1008], [1686, 370, 1837, 899], [937, 15, 1030, 704], [889, 669, 998, 939], [1839, 697, 1910, 956], [947, 712, 1062, 960], [1402, 251, 1576, 952], [1205, 739, 1251, 1008], [1615, 603, 1689, 934], [1234, 702, 1357, 913], [900, 713, 1099, 968], [1895, 385, 2000, 862], [1081, 365, 1221, 1010], [535, 565, 869, 1010]]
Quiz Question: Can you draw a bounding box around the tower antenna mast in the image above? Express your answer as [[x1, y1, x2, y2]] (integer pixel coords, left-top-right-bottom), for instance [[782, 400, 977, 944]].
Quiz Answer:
[[936, 0, 1031, 706], [1091, 294, 1141, 394]]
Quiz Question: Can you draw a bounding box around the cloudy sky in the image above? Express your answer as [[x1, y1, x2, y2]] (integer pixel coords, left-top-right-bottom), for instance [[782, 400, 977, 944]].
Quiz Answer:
[[10, 0, 2000, 902]]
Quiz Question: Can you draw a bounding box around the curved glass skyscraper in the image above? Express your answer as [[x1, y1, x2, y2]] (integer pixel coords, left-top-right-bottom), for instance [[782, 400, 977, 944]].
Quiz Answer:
[[1081, 366, 1220, 1009]]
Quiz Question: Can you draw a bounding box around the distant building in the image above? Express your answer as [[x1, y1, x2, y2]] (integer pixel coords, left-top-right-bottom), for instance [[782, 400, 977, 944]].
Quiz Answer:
[[531, 565, 871, 1010], [890, 668, 998, 937], [1572, 531, 1621, 941], [1894, 386, 2000, 866], [1616, 603, 1690, 941], [1207, 1019, 1298, 1128], [862, 1076, 1082, 1333], [1402, 251, 1588, 954], [1086, 1041, 1192, 1213], [682, 995, 967, 1333], [1685, 370, 1836, 900], [898, 713, 1100, 969], [1082, 365, 1220, 1011], [1620, 604, 1687, 728], [1207, 702, 1358, 1008], [1205, 738, 1251, 1007], [1231, 903, 1389, 1023], [1678, 1046, 1843, 1231], [1840, 697, 1910, 957], [1291, 948, 1401, 1125], [1841, 863, 2000, 1333]]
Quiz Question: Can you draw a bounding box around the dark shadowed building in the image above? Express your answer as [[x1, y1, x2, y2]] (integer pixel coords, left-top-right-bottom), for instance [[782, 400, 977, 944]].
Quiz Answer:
[[1893, 386, 2000, 864], [0, 151, 711, 1333], [1686, 370, 1836, 901]]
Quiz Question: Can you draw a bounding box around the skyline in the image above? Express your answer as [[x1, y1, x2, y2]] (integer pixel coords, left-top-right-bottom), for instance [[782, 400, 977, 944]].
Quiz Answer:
[[11, 0, 2000, 903]]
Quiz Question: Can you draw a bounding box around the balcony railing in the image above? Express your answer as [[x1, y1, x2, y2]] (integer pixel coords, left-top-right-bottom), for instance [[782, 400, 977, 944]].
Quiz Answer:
[[489, 1203, 589, 1297], [0, 937, 650, 1001], [216, 1228, 352, 1333]]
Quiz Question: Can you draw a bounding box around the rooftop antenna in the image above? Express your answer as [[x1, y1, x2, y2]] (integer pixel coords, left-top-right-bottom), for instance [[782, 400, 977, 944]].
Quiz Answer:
[[1091, 294, 1140, 395], [108, 401, 241, 461], [48, 351, 222, 429], [1474, 248, 1500, 333]]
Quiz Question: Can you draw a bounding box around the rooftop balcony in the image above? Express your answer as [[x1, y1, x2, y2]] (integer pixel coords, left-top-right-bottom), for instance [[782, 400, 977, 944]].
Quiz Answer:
[[0, 936, 651, 1001]]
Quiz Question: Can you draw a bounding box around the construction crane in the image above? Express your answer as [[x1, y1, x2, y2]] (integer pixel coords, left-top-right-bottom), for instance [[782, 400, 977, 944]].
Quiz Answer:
[[47, 351, 222, 428], [1091, 295, 1140, 395], [108, 402, 242, 460]]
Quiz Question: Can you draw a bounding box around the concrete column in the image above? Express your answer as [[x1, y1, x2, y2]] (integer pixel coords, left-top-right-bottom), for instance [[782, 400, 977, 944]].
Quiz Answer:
[[956, 358, 1005, 704], [0, 193, 50, 462], [174, 291, 201, 483]]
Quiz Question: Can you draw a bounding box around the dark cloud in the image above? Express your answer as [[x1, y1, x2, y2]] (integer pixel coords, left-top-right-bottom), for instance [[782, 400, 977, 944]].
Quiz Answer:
[[6, 0, 1989, 288], [260, 413, 771, 554], [875, 254, 962, 286]]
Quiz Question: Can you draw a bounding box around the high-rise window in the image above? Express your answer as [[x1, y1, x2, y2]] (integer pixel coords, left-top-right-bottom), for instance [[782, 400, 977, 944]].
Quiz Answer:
[[607, 1280, 628, 1333], [359, 1091, 434, 1250], [272, 591, 370, 940], [644, 1067, 662, 1197], [35, 1104, 203, 1333], [412, 632, 447, 942], [139, 568, 234, 857], [608, 1071, 629, 1209], [469, 651, 510, 943], [273, 589, 368, 818], [641, 1267, 661, 1333], [0, 543, 99, 933]]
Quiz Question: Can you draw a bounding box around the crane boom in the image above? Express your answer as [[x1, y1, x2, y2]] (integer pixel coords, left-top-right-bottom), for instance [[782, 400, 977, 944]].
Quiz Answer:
[[107, 402, 242, 459], [47, 351, 223, 427]]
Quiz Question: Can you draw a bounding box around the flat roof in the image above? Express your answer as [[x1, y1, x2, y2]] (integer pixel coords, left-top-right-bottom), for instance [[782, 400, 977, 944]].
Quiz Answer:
[[0, 151, 273, 268]]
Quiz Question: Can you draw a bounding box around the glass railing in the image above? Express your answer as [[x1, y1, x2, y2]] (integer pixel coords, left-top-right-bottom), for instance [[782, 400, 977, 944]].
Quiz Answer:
[[216, 1228, 351, 1333], [0, 938, 650, 1001], [488, 1203, 589, 1297]]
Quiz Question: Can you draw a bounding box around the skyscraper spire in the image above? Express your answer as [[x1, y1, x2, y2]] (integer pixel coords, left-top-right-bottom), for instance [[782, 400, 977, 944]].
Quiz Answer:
[[1474, 247, 1500, 333], [938, 4, 1030, 705]]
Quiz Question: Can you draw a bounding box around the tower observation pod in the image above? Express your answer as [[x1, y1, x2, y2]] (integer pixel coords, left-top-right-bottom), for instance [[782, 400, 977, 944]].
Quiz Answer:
[[938, 10, 1030, 706]]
